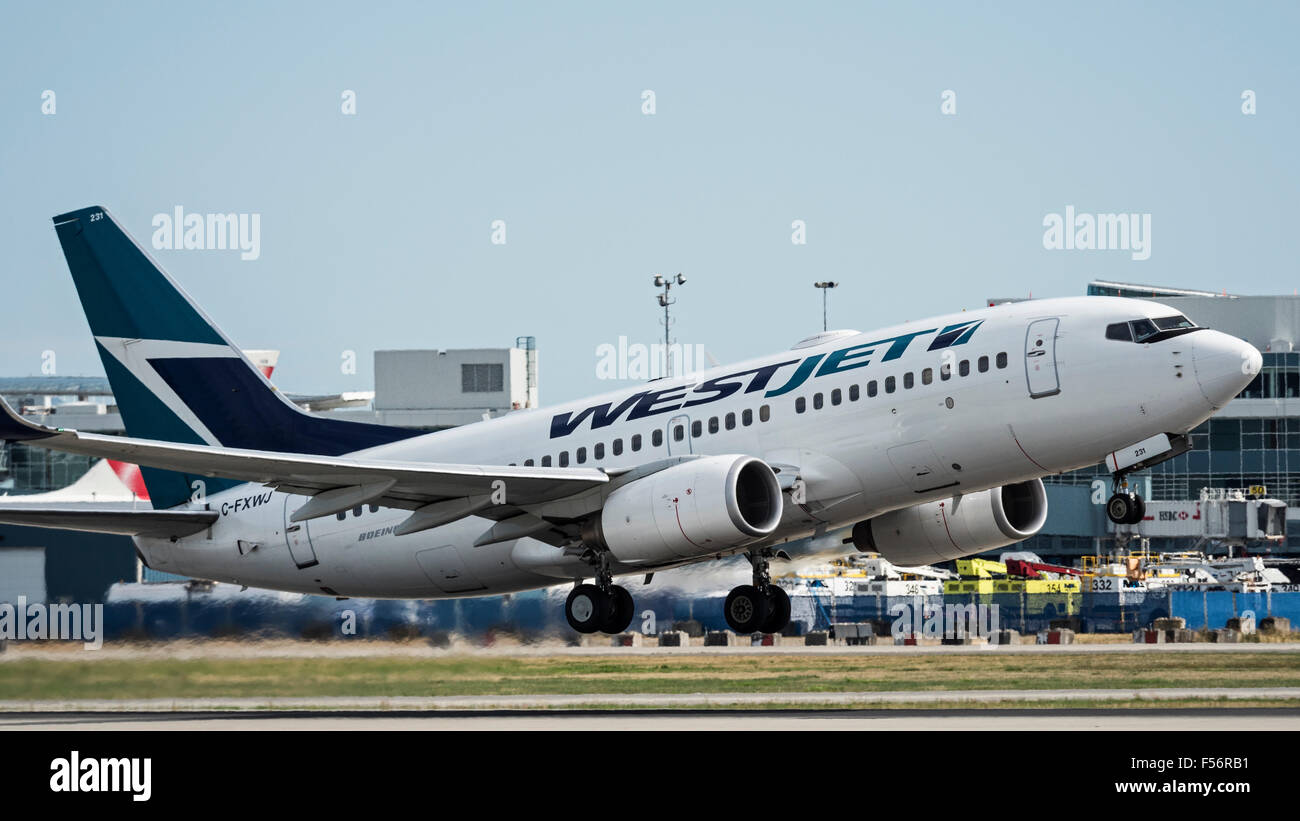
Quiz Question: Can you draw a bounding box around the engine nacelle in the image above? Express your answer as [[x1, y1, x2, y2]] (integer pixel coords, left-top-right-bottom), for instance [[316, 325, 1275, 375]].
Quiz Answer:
[[583, 455, 783, 564], [852, 479, 1048, 565]]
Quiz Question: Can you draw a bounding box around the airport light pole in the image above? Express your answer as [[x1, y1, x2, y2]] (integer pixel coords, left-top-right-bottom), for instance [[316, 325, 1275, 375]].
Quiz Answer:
[[814, 281, 839, 332], [654, 273, 686, 377]]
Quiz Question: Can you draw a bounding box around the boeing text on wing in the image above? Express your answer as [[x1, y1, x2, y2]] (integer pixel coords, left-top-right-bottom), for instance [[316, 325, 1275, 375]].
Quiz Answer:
[[0, 205, 1262, 637]]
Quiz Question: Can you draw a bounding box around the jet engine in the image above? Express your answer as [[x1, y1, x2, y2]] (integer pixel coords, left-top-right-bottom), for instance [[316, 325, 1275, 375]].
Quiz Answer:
[[581, 455, 783, 564], [852, 479, 1048, 565]]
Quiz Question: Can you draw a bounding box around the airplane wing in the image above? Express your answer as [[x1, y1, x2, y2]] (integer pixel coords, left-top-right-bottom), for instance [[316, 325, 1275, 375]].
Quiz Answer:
[[0, 397, 610, 523], [0, 503, 217, 538]]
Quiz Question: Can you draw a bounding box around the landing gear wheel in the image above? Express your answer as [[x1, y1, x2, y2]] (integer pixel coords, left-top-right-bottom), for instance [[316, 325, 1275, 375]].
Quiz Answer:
[[760, 586, 791, 634], [724, 585, 771, 634], [1126, 494, 1145, 525], [601, 585, 635, 634], [565, 584, 611, 634], [1106, 492, 1136, 525]]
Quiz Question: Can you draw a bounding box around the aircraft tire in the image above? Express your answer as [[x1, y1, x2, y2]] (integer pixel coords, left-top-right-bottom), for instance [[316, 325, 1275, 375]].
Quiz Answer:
[[724, 585, 771, 634], [566, 584, 611, 634], [601, 585, 635, 634], [760, 586, 791, 634], [1105, 492, 1134, 525]]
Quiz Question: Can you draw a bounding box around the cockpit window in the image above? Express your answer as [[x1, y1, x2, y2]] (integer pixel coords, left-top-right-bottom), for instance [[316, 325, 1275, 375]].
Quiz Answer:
[[1153, 315, 1196, 331], [1105, 322, 1133, 341], [1130, 318, 1158, 342], [1107, 314, 1199, 344]]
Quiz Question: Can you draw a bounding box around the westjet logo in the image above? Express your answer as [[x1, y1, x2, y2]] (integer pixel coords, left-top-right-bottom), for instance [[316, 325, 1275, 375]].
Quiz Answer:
[[50, 751, 151, 802], [550, 321, 982, 438]]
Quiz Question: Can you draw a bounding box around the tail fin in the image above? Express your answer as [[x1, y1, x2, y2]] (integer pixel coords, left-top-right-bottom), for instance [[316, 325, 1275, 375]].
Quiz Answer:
[[52, 206, 419, 508]]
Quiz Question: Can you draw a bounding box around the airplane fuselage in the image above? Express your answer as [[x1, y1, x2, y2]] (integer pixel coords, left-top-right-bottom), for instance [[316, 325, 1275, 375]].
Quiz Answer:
[[135, 295, 1256, 599]]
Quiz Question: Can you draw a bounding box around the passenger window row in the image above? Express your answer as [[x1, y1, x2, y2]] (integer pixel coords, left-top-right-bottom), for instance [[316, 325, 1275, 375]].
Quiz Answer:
[[518, 404, 774, 467], [795, 351, 1009, 413]]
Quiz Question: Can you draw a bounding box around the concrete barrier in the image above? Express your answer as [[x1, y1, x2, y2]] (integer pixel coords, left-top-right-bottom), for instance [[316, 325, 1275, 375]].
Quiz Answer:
[[656, 631, 688, 647], [1226, 615, 1257, 635], [756, 633, 783, 647], [704, 630, 738, 646], [1153, 617, 1186, 631], [1210, 628, 1241, 643], [1261, 617, 1292, 634], [1037, 628, 1075, 645], [804, 631, 829, 646], [991, 629, 1021, 645], [672, 620, 705, 638], [611, 632, 643, 647]]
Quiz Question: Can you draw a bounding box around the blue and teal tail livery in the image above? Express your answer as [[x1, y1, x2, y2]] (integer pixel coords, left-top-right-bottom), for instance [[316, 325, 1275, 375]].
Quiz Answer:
[[51, 206, 420, 508]]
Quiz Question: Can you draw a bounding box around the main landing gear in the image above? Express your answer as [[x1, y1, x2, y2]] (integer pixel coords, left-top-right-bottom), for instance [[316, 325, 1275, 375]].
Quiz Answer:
[[723, 550, 791, 635], [1105, 476, 1146, 526], [564, 552, 635, 635]]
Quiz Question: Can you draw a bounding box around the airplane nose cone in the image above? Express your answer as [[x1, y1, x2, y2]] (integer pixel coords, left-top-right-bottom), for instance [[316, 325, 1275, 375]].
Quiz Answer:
[[1191, 330, 1260, 409]]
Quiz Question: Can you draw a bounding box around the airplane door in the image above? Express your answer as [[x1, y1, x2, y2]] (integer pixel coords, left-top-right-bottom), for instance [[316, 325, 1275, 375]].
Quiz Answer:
[[667, 414, 693, 456], [1025, 318, 1061, 399], [283, 497, 320, 569]]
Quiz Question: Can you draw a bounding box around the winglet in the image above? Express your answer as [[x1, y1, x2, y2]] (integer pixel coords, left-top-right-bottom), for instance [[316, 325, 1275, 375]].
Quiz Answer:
[[0, 395, 61, 442]]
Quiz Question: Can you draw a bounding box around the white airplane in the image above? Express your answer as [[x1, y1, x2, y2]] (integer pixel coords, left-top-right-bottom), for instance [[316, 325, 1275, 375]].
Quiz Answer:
[[0, 206, 1261, 635]]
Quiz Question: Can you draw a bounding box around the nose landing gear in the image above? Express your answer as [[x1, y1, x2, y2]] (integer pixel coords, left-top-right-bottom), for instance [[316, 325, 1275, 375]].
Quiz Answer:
[[564, 552, 635, 635], [723, 550, 791, 635], [1105, 477, 1146, 526]]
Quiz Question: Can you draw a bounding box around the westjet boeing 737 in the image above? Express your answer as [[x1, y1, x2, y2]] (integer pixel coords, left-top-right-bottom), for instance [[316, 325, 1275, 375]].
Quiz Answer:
[[0, 206, 1262, 634]]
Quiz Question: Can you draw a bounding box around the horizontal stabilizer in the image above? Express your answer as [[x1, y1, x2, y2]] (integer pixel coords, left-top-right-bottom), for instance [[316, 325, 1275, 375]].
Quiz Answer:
[[0, 503, 217, 538]]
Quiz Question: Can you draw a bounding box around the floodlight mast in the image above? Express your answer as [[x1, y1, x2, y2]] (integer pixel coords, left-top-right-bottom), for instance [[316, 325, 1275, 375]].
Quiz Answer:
[[654, 273, 686, 377]]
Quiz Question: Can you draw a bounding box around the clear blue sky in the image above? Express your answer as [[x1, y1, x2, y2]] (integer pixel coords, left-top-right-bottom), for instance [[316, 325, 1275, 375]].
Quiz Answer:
[[2, 1, 1296, 404]]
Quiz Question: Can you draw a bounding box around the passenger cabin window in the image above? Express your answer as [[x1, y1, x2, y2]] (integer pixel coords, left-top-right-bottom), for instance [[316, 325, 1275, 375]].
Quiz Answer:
[[978, 356, 989, 373], [336, 512, 346, 521], [903, 372, 913, 389], [831, 388, 842, 405], [885, 376, 896, 393], [595, 443, 605, 459], [940, 362, 951, 381], [742, 408, 753, 426], [631, 434, 642, 451], [996, 352, 1008, 368], [542, 455, 552, 466], [849, 384, 860, 401], [796, 397, 807, 413], [959, 360, 970, 377], [760, 404, 771, 422], [525, 458, 535, 466], [673, 425, 684, 442], [576, 447, 586, 464], [352, 506, 362, 517], [612, 439, 623, 456], [692, 421, 702, 438], [652, 430, 663, 447], [868, 380, 878, 397], [813, 393, 824, 410], [559, 451, 569, 467], [725, 412, 736, 430], [708, 417, 719, 434], [922, 368, 933, 385], [369, 504, 379, 514]]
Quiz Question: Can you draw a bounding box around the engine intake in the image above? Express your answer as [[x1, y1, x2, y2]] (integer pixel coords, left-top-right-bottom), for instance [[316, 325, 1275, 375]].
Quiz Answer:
[[852, 479, 1048, 565], [583, 455, 783, 564]]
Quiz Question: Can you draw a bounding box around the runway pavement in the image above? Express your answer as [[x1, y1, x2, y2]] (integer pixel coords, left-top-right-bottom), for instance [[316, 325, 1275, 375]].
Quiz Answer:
[[3, 707, 1298, 731]]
